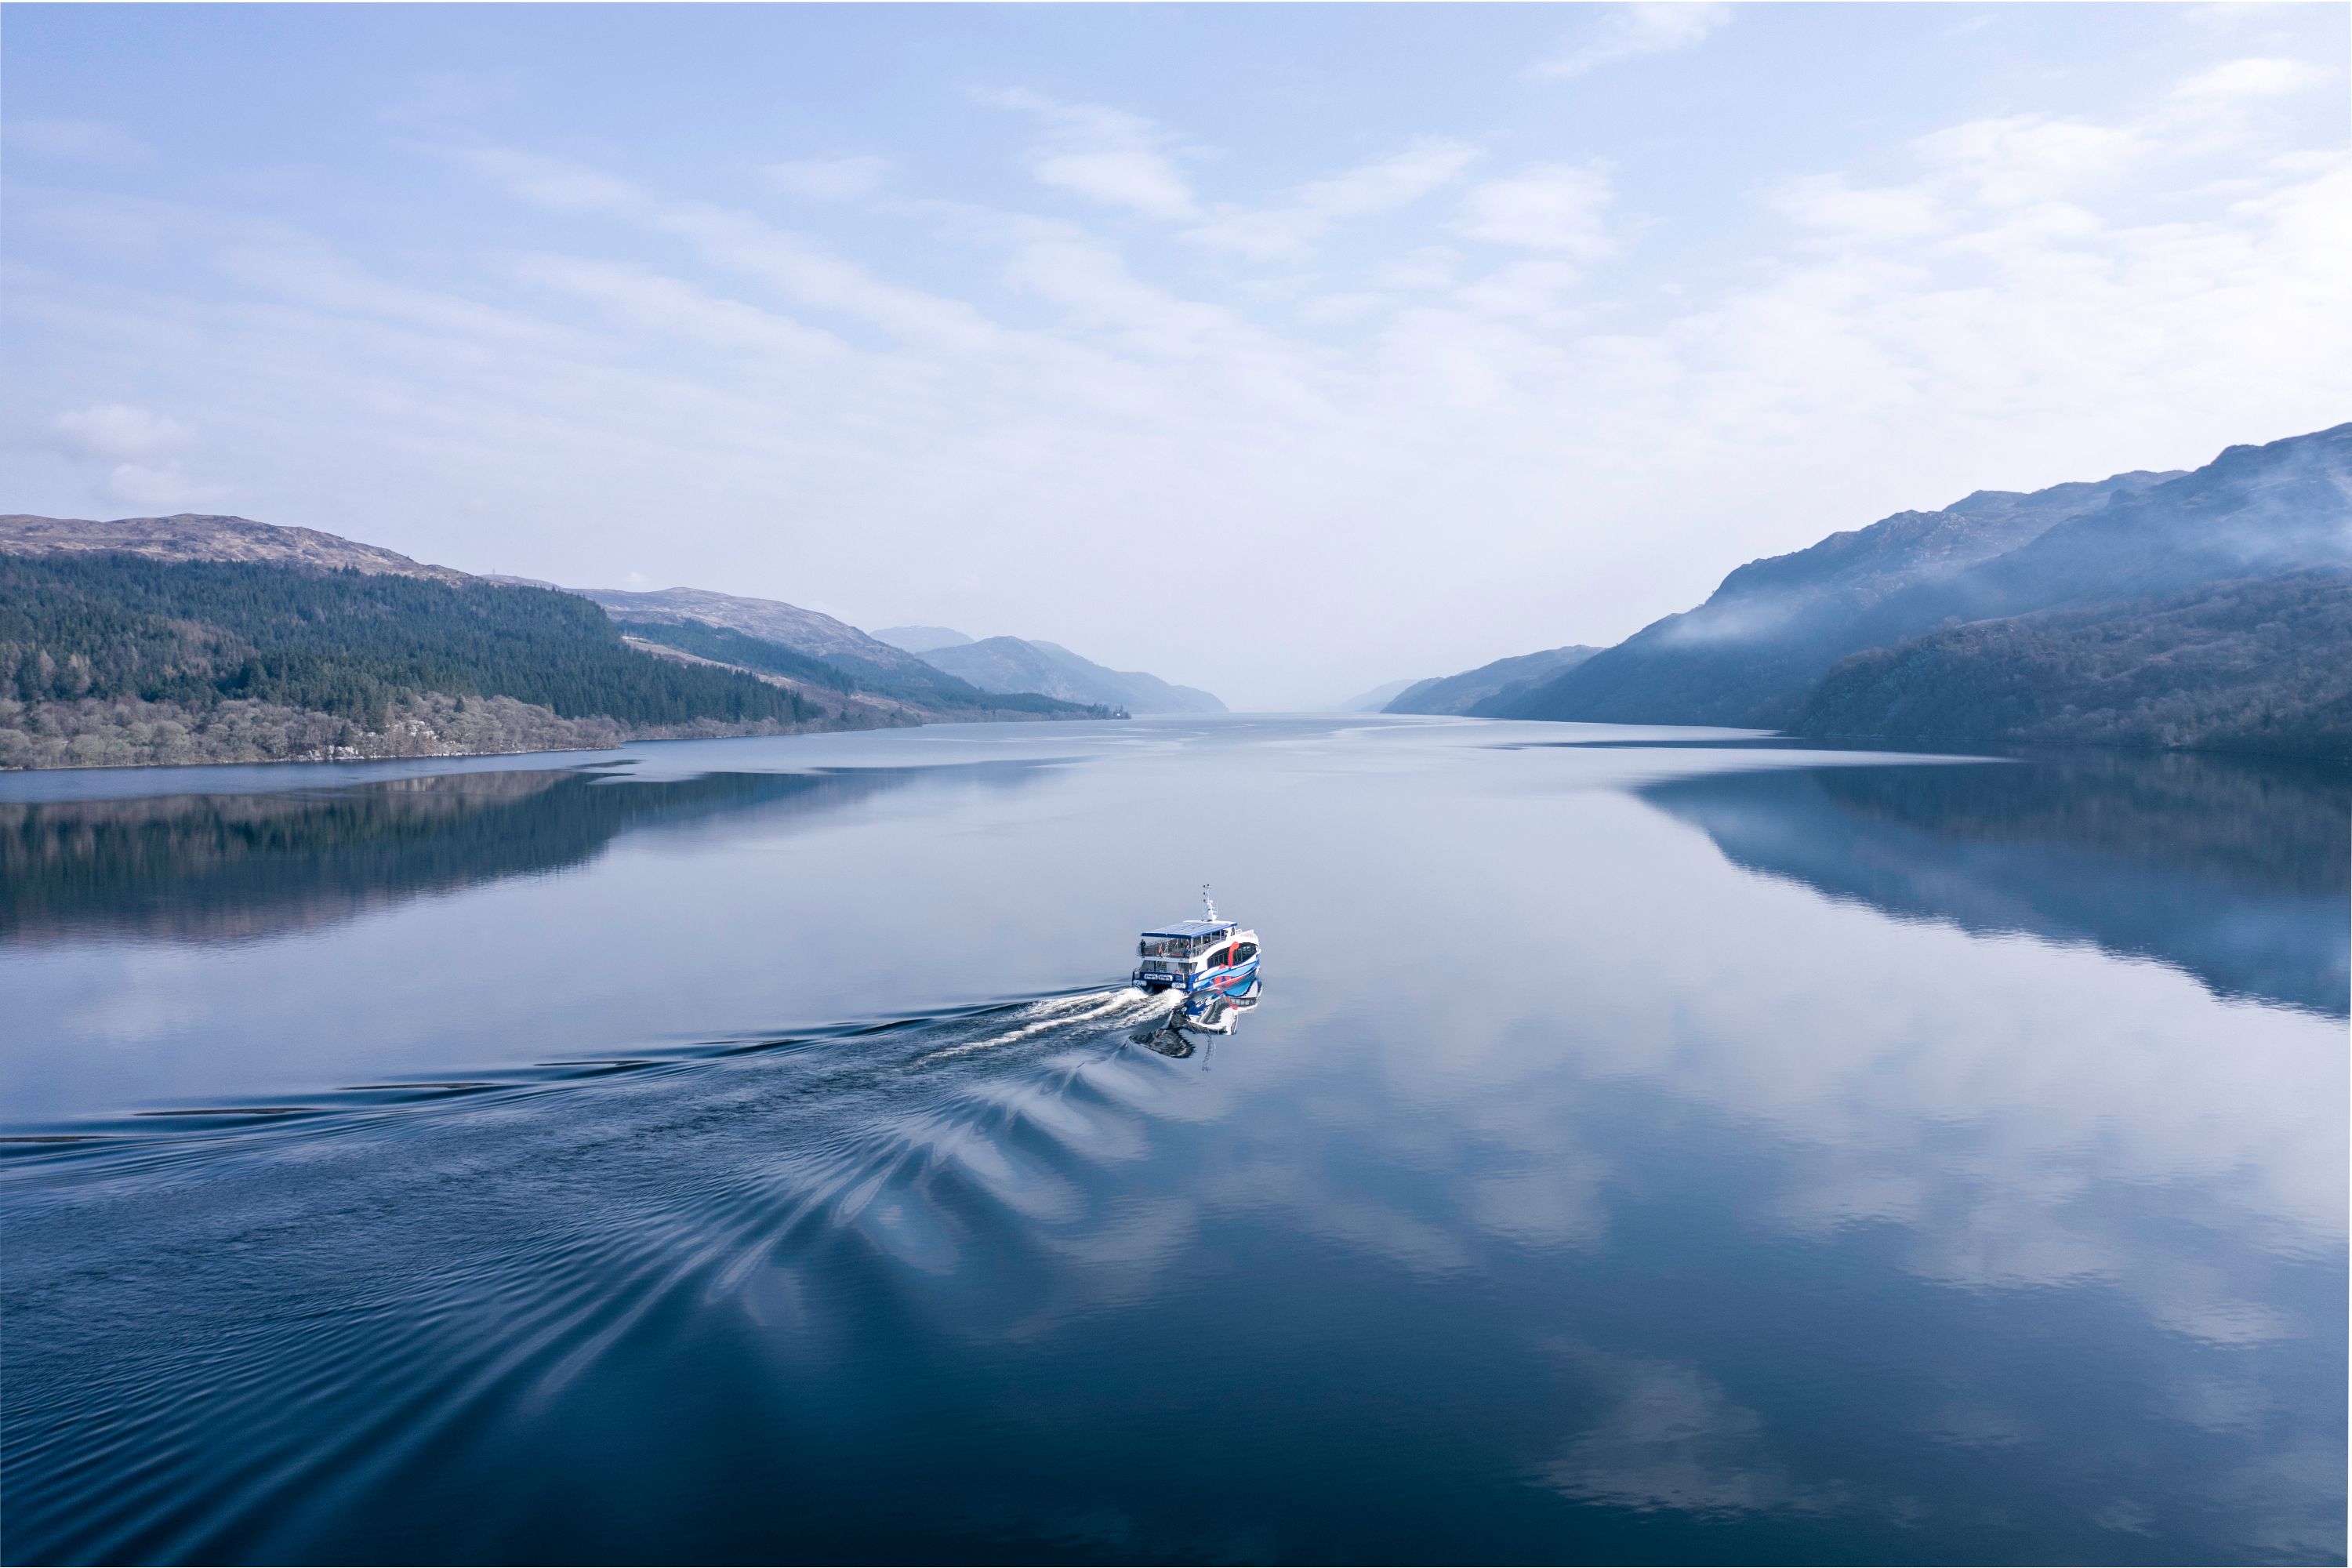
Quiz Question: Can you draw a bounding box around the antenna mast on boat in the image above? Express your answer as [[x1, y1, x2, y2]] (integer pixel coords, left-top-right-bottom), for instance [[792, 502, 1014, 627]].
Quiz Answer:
[[1201, 883, 1217, 922]]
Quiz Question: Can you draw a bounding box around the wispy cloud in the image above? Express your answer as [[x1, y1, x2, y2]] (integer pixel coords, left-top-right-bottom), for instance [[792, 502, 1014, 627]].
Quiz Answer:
[[978, 90, 1477, 262], [455, 145, 1003, 350], [1454, 163, 1615, 256], [1533, 2, 1731, 81], [764, 154, 890, 201], [5, 117, 151, 166], [975, 88, 1200, 220], [7, 29, 2347, 705], [42, 403, 217, 513], [50, 403, 191, 463], [2173, 56, 2327, 101], [1188, 139, 1479, 261]]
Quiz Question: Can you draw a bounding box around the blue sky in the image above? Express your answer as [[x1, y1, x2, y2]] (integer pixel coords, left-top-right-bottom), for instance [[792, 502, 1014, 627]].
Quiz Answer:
[[5, 3, 2347, 706]]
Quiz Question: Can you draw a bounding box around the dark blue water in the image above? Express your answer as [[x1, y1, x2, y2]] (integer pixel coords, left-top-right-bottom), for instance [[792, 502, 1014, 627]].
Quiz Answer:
[[3, 718, 2343, 1564]]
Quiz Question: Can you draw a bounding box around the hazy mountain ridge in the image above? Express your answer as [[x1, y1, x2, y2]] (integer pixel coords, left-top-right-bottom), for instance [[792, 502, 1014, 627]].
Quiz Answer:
[[1838, 424, 2352, 642], [1385, 645, 1601, 716], [1339, 679, 1417, 713], [1494, 423, 2352, 759], [568, 591, 1117, 717], [612, 616, 1113, 721], [1501, 470, 2181, 728], [570, 586, 940, 685], [913, 635, 1225, 714]]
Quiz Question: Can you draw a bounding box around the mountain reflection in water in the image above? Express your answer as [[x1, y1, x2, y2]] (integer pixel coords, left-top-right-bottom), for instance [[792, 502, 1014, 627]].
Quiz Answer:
[[0, 764, 1042, 946], [1640, 750, 2350, 1018], [0, 720, 2339, 1566]]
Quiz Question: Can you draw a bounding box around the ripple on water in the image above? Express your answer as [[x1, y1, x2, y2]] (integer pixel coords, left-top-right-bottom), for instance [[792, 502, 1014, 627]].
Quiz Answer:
[[0, 986, 1212, 1564]]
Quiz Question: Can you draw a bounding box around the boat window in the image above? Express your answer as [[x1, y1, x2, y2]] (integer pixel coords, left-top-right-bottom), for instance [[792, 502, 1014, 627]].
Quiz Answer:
[[1234, 942, 1257, 962]]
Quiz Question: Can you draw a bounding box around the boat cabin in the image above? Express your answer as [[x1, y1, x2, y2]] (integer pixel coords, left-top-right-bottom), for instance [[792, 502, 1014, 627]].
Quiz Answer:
[[1137, 919, 1235, 975], [1133, 917, 1261, 993]]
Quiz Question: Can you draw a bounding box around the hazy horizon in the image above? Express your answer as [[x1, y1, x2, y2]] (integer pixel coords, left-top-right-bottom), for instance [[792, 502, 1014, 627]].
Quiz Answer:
[[5, 3, 2348, 707]]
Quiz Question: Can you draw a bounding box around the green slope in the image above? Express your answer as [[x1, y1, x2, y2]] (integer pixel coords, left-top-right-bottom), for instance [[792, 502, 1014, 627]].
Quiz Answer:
[[0, 553, 813, 729]]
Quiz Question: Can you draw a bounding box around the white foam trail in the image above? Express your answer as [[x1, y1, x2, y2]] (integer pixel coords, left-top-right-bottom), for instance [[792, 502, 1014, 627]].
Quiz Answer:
[[915, 989, 1168, 1065]]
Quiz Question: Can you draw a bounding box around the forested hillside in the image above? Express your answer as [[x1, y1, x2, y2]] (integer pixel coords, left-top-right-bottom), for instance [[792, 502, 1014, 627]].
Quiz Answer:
[[0, 554, 820, 768], [1798, 570, 2352, 757]]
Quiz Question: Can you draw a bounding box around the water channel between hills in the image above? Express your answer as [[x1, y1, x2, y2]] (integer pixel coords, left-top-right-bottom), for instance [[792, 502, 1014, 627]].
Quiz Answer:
[[2, 715, 2343, 1565]]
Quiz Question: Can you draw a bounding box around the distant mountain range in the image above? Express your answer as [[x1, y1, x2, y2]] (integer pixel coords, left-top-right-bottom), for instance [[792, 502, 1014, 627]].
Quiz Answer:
[[868, 625, 1225, 714], [572, 588, 1120, 723], [20, 422, 2345, 768], [1392, 423, 2351, 760], [1337, 679, 1417, 713], [1385, 646, 1600, 717], [0, 514, 1111, 770], [572, 586, 953, 689]]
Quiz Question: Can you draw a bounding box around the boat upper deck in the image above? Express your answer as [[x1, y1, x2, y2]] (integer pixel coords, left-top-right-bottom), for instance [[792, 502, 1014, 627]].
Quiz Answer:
[[1140, 919, 1237, 940]]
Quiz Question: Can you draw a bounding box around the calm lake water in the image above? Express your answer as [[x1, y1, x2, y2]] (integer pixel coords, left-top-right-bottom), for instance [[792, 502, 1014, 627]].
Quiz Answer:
[[2, 717, 2344, 1565]]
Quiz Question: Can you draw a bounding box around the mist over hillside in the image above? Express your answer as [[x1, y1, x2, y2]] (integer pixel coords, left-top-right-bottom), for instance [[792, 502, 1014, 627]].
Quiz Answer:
[[1497, 470, 2181, 728], [1483, 423, 2351, 760]]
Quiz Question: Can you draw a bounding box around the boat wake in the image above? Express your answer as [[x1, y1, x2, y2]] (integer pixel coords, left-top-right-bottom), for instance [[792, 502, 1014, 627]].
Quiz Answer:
[[911, 986, 1175, 1065], [0, 982, 1238, 1562]]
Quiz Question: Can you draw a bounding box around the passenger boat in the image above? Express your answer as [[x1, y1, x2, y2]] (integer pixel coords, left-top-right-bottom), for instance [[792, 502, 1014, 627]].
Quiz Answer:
[[1132, 887, 1261, 996]]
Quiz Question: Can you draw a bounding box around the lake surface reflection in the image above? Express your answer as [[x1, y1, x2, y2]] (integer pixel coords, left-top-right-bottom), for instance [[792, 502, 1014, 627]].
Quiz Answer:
[[2, 718, 2343, 1564]]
